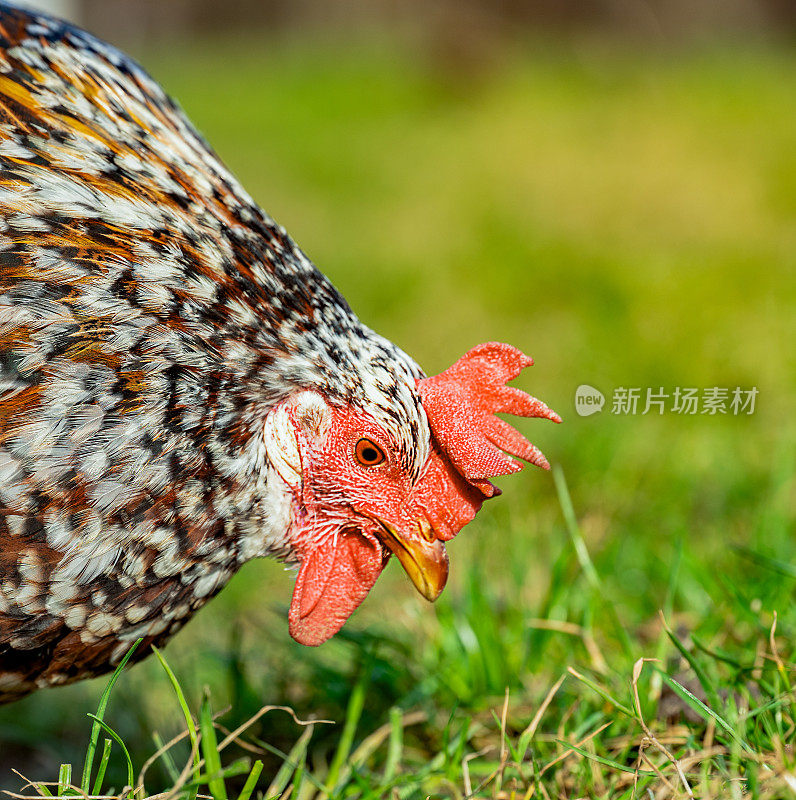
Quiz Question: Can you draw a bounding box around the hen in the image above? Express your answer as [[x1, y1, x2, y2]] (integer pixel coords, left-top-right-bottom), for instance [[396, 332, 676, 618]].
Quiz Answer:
[[0, 3, 560, 703]]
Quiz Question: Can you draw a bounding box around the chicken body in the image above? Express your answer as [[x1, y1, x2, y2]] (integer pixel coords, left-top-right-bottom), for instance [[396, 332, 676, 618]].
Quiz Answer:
[[0, 4, 558, 703]]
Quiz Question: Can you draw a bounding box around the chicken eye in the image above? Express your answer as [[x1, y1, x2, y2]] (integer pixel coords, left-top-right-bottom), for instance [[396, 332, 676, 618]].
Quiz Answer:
[[355, 438, 385, 467]]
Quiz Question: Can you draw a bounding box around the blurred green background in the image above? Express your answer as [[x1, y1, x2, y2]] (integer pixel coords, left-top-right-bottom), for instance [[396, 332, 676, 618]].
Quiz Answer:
[[0, 3, 794, 789]]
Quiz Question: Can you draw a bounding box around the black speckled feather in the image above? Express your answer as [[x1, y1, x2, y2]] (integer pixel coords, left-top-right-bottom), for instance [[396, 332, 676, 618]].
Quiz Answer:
[[0, 2, 425, 701]]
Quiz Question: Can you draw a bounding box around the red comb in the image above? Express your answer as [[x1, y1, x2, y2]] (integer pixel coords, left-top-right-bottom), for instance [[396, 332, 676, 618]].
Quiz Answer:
[[417, 342, 561, 496]]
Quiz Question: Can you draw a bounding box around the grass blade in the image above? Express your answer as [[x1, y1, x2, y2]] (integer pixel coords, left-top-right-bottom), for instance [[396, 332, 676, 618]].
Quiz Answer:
[[237, 760, 263, 800], [199, 688, 227, 800], [57, 764, 70, 796], [265, 724, 314, 798], [80, 638, 141, 794], [655, 669, 754, 754], [152, 645, 200, 800], [324, 662, 369, 792], [567, 667, 635, 718], [733, 545, 796, 579], [151, 731, 181, 784], [86, 714, 135, 795], [193, 759, 251, 784], [252, 738, 327, 795], [382, 707, 403, 783], [553, 466, 600, 589], [553, 466, 634, 658], [659, 613, 723, 712], [553, 740, 657, 777], [91, 739, 113, 796]]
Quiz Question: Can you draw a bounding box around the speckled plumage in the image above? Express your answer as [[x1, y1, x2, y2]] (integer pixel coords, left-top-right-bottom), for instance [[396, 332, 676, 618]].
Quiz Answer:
[[0, 3, 429, 701], [0, 4, 560, 702]]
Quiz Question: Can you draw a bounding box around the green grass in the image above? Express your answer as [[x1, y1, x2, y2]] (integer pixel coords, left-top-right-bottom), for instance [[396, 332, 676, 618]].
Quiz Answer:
[[0, 30, 794, 799], [7, 466, 795, 798]]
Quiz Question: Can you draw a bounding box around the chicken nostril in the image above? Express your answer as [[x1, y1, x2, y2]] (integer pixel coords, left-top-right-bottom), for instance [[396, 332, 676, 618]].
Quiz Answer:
[[419, 523, 436, 543]]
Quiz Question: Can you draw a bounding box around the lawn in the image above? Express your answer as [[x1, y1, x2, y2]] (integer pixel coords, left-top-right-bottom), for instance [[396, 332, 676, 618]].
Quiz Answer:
[[0, 28, 794, 799]]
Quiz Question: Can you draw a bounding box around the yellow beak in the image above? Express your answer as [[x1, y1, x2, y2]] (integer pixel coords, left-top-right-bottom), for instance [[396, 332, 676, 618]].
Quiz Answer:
[[376, 521, 449, 601]]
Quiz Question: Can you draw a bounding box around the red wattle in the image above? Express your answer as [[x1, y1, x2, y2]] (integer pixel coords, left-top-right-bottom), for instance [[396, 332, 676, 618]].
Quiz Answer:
[[288, 528, 384, 646]]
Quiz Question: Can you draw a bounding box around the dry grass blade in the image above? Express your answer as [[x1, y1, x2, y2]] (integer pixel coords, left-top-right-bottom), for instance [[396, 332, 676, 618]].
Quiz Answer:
[[216, 705, 330, 752], [538, 721, 613, 778], [675, 746, 727, 772], [639, 749, 678, 796], [155, 706, 321, 800], [526, 621, 608, 674], [631, 658, 693, 798], [783, 773, 796, 793], [526, 619, 583, 636], [211, 725, 266, 757], [462, 745, 497, 798], [500, 688, 509, 763], [137, 707, 232, 796], [520, 673, 566, 743], [769, 612, 789, 684], [4, 771, 50, 799], [160, 736, 201, 800], [136, 727, 194, 794], [3, 772, 109, 800], [496, 685, 510, 794], [348, 710, 426, 764]]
